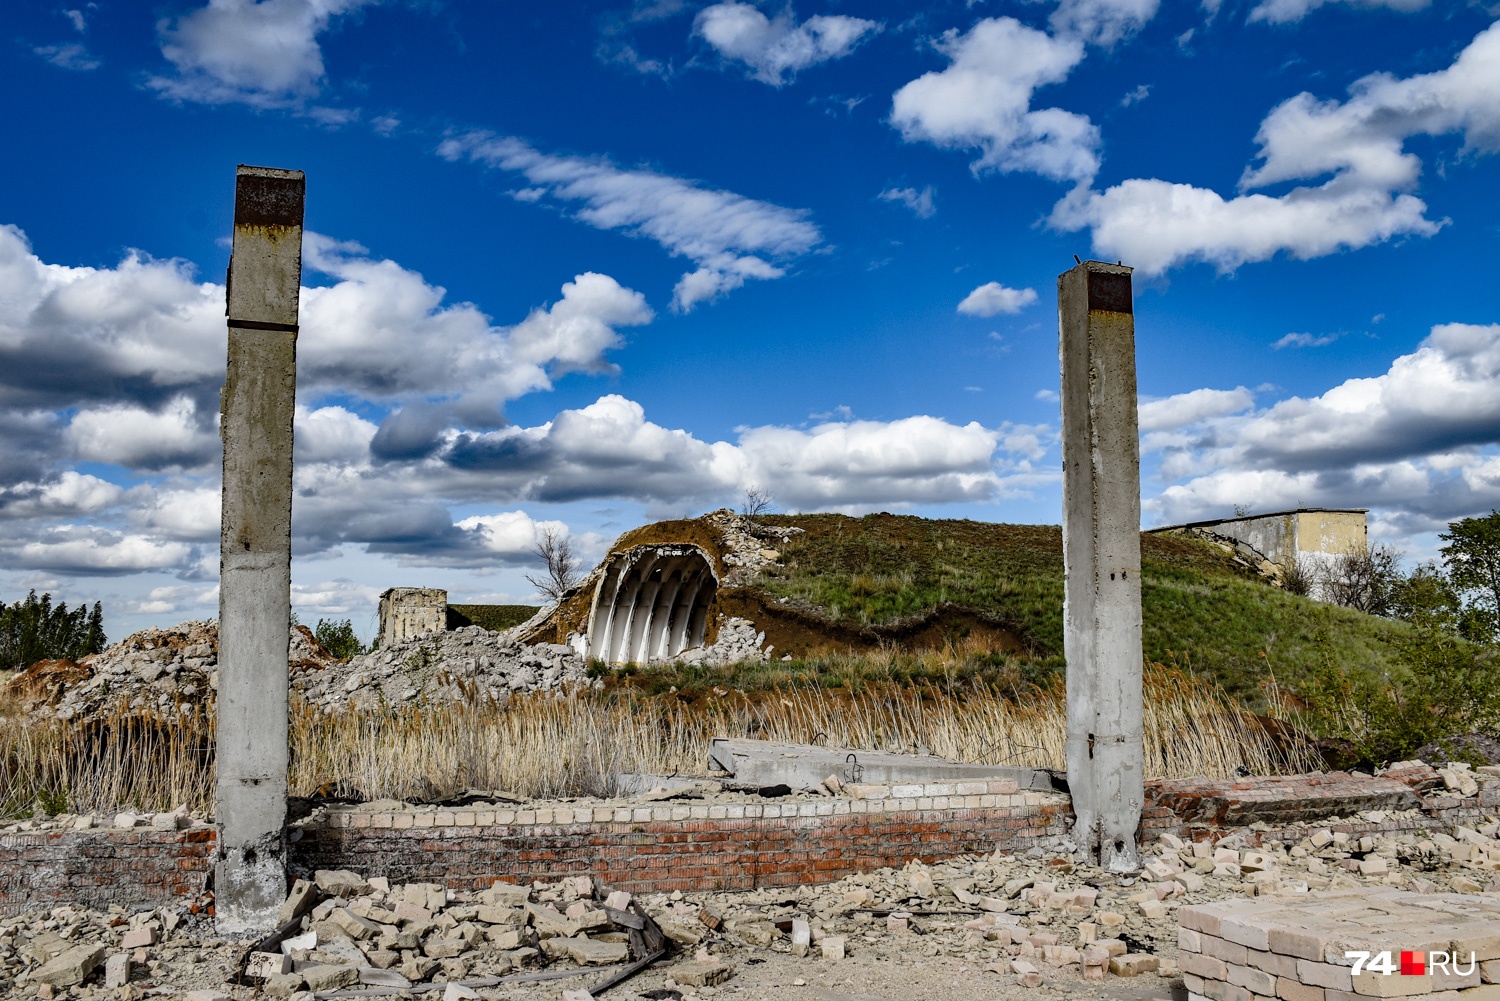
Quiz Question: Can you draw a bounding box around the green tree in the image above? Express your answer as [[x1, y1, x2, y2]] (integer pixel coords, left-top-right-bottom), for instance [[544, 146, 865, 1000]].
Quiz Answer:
[[1440, 511, 1500, 641], [314, 618, 365, 660], [0, 591, 107, 670], [1388, 563, 1463, 630]]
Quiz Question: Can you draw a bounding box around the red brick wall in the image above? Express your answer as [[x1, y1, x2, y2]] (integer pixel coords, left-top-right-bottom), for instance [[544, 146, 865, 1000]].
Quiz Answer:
[[1, 769, 1490, 914], [291, 803, 1072, 895], [0, 828, 213, 916]]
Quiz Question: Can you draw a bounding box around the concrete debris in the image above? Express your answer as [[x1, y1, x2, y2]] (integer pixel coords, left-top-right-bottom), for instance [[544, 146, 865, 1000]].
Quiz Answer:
[[705, 508, 805, 586], [0, 779, 1496, 998], [324, 626, 594, 709], [672, 615, 769, 667], [31, 944, 104, 986], [5, 619, 597, 724]]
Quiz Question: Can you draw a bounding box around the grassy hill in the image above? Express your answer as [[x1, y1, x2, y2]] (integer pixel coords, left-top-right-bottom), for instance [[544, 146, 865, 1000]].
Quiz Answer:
[[744, 513, 1406, 702]]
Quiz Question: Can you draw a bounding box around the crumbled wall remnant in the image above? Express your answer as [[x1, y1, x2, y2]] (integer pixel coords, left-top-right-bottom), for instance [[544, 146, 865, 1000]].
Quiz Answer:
[[378, 587, 448, 647], [1149, 508, 1368, 601]]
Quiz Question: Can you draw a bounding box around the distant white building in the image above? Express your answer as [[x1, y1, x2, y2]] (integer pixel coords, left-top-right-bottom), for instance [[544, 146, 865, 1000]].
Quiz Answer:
[[1148, 508, 1368, 601]]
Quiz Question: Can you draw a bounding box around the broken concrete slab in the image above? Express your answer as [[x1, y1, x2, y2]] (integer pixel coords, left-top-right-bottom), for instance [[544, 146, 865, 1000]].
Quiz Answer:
[[672, 960, 734, 987], [32, 944, 106, 986], [708, 737, 1050, 791], [567, 938, 630, 965]]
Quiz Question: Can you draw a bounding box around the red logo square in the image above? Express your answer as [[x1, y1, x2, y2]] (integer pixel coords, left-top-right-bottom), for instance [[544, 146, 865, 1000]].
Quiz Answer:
[[1400, 952, 1425, 976]]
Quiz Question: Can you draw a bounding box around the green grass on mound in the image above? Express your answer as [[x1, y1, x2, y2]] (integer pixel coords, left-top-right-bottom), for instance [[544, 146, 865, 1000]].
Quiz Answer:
[[745, 513, 1407, 702]]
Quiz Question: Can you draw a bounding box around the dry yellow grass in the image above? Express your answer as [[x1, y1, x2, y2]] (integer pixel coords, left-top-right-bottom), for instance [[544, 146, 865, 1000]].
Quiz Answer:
[[0, 696, 214, 818], [1, 663, 1314, 818], [291, 663, 1312, 802]]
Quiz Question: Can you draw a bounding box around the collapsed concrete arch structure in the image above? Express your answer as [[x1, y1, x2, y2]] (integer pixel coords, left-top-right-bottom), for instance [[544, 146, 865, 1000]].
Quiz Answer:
[[517, 509, 792, 666], [584, 545, 718, 664], [516, 509, 1022, 667]]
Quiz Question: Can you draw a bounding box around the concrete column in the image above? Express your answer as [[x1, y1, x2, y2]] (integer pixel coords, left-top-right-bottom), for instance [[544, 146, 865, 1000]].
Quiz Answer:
[[216, 165, 304, 934], [1058, 260, 1144, 873]]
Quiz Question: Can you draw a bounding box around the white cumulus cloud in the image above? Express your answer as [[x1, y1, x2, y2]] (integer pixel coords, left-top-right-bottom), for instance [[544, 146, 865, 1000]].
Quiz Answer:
[[1138, 387, 1254, 433], [957, 282, 1038, 317], [15, 527, 193, 574], [301, 235, 652, 411], [66, 397, 219, 471], [148, 0, 377, 108], [455, 511, 571, 559], [0, 472, 124, 520], [134, 486, 222, 541], [890, 18, 1098, 184], [430, 395, 1048, 513], [694, 2, 881, 86], [1052, 23, 1500, 274], [1144, 324, 1500, 529], [1050, 0, 1160, 47]]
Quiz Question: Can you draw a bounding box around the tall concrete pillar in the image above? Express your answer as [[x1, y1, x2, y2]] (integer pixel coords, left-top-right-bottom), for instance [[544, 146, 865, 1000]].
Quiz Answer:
[[216, 165, 304, 934], [1058, 260, 1144, 873]]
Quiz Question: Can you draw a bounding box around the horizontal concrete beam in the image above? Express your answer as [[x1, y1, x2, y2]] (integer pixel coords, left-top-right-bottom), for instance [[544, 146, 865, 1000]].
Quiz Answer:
[[708, 737, 1053, 791]]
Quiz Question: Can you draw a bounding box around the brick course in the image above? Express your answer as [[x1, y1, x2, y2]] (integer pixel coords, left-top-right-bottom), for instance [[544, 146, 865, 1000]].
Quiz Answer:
[[0, 828, 213, 915], [1, 769, 1488, 915], [1, 795, 1070, 913]]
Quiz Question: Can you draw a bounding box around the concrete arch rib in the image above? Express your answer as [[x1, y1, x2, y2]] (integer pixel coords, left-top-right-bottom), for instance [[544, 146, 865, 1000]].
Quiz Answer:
[[586, 560, 625, 663], [644, 564, 688, 663], [609, 550, 658, 664], [584, 545, 718, 665]]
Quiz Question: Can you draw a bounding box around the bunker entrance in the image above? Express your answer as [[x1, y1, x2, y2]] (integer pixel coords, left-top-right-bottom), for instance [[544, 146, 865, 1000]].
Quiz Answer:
[[586, 545, 718, 664]]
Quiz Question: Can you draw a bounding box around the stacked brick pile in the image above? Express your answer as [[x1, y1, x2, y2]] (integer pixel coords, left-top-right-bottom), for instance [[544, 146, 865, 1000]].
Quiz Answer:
[[1178, 890, 1500, 1001]]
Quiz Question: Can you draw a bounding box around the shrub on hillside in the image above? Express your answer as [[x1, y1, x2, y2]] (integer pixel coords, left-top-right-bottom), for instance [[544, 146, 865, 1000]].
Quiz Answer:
[[1295, 619, 1500, 768]]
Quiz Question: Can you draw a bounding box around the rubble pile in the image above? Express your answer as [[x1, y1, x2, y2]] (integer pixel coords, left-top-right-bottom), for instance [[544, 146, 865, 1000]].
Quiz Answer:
[[241, 870, 669, 996], [702, 509, 804, 586], [654, 783, 1500, 990], [6, 621, 595, 723], [5, 622, 332, 722], [2, 762, 1495, 999], [674, 617, 770, 667], [307, 627, 593, 711]]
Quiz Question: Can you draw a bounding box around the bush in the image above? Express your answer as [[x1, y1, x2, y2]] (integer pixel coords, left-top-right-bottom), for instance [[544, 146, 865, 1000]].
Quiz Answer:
[[1294, 619, 1500, 768], [1321, 544, 1403, 615], [0, 591, 106, 670], [314, 618, 365, 660]]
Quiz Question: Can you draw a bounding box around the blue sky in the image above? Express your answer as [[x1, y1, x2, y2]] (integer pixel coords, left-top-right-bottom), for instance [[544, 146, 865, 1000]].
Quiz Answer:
[[3, 0, 1498, 641]]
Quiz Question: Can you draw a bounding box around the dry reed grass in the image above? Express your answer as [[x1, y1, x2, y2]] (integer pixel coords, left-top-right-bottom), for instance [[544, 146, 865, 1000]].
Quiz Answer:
[[1, 661, 1314, 818], [0, 695, 214, 818]]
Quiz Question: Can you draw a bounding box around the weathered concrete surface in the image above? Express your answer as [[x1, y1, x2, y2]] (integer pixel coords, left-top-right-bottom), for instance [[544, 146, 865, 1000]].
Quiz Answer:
[[217, 164, 304, 935], [708, 737, 1052, 791], [1150, 508, 1368, 603], [585, 545, 719, 664], [1058, 260, 1144, 872], [378, 587, 448, 647], [1148, 772, 1423, 828]]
